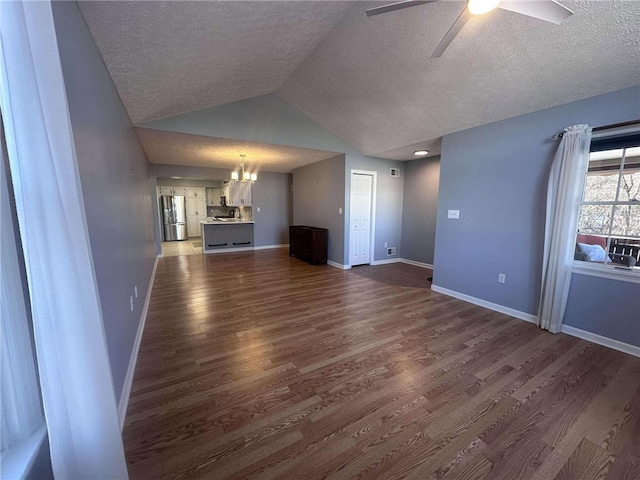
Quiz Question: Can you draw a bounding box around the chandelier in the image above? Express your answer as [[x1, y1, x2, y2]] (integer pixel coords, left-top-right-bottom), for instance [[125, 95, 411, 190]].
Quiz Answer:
[[231, 154, 257, 182]]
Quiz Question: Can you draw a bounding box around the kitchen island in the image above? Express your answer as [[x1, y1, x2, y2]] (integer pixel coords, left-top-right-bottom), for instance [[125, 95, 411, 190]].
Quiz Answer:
[[200, 220, 255, 254]]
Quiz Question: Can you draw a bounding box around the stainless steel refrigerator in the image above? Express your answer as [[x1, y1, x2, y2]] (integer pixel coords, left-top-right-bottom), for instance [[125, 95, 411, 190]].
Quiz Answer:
[[161, 195, 187, 241]]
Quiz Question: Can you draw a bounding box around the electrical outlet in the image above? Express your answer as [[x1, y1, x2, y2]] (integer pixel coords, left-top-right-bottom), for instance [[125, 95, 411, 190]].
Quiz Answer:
[[448, 209, 460, 219], [256, 207, 261, 212], [498, 273, 506, 284], [384, 242, 388, 248], [130, 296, 134, 312]]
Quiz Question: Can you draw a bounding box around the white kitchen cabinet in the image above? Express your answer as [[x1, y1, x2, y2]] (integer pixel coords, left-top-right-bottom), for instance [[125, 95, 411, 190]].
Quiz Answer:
[[158, 186, 188, 196], [186, 196, 207, 237], [223, 182, 252, 206], [206, 188, 221, 206], [186, 187, 206, 198]]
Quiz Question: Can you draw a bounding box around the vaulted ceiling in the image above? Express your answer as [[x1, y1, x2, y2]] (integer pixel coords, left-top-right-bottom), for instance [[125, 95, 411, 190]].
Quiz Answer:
[[78, 0, 640, 168]]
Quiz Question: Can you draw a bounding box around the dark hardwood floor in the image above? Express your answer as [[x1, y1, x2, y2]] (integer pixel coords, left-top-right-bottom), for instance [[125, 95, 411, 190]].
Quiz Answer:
[[123, 249, 640, 480]]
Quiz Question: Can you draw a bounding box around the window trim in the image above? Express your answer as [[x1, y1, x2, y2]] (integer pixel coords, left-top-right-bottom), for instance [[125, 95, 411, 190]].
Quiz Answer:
[[571, 122, 640, 284], [0, 425, 46, 480], [573, 260, 640, 284]]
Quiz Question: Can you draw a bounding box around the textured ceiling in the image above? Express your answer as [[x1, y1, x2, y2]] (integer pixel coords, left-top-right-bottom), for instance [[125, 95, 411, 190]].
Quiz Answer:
[[278, 0, 640, 158], [78, 1, 354, 124], [80, 0, 640, 166], [135, 128, 340, 172]]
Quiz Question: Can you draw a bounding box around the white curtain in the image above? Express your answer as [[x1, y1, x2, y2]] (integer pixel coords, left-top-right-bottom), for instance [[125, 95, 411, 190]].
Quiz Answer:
[[1, 125, 45, 460], [538, 124, 592, 333], [0, 1, 128, 478]]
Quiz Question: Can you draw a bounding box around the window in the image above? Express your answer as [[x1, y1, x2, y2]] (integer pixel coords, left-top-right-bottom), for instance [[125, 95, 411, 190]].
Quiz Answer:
[[575, 129, 640, 271]]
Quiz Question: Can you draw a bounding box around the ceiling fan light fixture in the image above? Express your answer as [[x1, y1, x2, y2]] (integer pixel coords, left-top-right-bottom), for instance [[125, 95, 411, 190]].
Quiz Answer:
[[414, 150, 429, 156], [468, 0, 501, 15]]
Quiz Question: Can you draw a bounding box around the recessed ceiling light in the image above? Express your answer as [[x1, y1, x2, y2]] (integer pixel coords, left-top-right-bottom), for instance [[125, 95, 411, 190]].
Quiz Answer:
[[468, 0, 501, 15], [414, 150, 429, 156]]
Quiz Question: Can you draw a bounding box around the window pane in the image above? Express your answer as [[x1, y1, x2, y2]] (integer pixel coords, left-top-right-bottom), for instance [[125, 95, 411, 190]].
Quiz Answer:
[[618, 167, 640, 202], [583, 172, 620, 202], [611, 204, 640, 238], [584, 149, 622, 202], [578, 204, 613, 235]]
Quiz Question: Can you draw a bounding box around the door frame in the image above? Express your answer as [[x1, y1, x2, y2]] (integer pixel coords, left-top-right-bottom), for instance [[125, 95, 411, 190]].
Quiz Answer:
[[349, 169, 377, 267]]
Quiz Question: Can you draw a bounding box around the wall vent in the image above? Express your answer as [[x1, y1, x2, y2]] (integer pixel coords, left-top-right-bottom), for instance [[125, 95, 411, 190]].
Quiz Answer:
[[387, 247, 397, 256], [390, 168, 400, 177]]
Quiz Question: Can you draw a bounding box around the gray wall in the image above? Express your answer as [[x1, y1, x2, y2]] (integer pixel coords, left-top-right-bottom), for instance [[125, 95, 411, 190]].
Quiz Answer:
[[53, 2, 157, 399], [151, 164, 292, 247], [293, 155, 346, 263], [564, 275, 640, 346], [345, 156, 405, 263], [401, 156, 440, 265], [143, 94, 403, 266], [253, 171, 293, 246], [433, 85, 640, 346]]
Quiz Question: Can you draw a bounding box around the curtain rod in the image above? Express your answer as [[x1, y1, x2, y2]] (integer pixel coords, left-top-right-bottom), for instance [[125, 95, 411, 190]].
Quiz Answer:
[[551, 119, 640, 140]]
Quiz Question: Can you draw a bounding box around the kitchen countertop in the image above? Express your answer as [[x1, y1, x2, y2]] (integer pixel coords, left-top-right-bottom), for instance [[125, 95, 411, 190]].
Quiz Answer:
[[200, 220, 255, 224]]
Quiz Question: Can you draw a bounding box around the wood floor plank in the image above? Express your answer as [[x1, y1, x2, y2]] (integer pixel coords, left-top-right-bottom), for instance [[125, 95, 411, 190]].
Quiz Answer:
[[123, 249, 640, 479]]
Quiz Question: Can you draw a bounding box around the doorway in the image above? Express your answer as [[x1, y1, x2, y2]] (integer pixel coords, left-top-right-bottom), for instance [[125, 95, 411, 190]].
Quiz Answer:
[[349, 170, 376, 266]]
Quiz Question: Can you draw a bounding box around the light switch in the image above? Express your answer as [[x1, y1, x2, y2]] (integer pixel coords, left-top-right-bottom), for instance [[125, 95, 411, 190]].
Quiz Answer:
[[448, 209, 460, 219], [339, 208, 343, 214], [256, 207, 261, 212]]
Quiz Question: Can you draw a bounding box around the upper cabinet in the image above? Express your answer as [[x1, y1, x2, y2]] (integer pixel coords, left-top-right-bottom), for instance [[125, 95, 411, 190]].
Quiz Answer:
[[206, 188, 221, 206], [223, 182, 252, 206], [186, 187, 206, 198], [158, 186, 187, 196]]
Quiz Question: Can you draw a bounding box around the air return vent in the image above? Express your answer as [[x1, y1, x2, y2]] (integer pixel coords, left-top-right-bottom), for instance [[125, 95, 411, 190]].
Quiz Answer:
[[390, 168, 400, 177]]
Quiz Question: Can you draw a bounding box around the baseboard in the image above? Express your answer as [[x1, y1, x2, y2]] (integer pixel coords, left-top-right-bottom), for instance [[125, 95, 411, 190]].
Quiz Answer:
[[430, 284, 538, 324], [430, 284, 639, 358], [253, 244, 289, 251], [328, 260, 351, 270], [399, 258, 433, 269], [560, 325, 640, 358], [118, 255, 159, 430], [369, 258, 433, 268], [371, 258, 400, 266]]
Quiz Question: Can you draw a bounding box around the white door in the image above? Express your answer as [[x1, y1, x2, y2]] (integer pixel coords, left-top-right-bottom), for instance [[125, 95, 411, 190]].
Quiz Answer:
[[350, 173, 373, 266]]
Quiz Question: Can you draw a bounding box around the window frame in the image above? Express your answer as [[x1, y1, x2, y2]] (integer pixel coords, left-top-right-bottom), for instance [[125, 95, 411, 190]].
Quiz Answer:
[[572, 123, 640, 284]]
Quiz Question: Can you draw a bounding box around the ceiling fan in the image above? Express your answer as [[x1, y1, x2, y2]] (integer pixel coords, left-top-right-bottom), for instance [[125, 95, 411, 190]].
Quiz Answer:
[[366, 0, 573, 58]]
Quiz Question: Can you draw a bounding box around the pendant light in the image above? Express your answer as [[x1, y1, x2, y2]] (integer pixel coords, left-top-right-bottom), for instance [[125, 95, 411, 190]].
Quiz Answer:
[[231, 154, 257, 183]]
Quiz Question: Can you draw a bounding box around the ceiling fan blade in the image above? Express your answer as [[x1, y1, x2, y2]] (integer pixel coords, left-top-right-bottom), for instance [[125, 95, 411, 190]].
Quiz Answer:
[[431, 7, 472, 58], [366, 0, 438, 17], [498, 0, 573, 24]]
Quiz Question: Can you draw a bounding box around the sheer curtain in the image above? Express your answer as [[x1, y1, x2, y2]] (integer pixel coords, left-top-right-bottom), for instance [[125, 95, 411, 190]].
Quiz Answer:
[[0, 1, 128, 478], [538, 124, 592, 333], [1, 123, 45, 474]]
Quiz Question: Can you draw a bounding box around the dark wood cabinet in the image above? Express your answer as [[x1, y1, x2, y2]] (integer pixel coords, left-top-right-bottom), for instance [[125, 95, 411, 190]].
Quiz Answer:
[[289, 225, 328, 265]]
